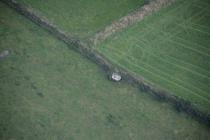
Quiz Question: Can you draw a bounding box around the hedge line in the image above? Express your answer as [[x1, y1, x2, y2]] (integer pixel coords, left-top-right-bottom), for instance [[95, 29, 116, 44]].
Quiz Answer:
[[2, 0, 210, 127]]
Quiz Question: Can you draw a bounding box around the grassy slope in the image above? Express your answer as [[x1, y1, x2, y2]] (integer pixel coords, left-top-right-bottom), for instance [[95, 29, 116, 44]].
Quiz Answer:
[[96, 0, 210, 113], [1, 2, 210, 140], [17, 0, 145, 39]]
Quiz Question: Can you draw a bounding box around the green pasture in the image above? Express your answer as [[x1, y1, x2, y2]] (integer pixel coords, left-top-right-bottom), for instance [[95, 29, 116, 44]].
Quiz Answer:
[[96, 0, 210, 113], [17, 0, 145, 39], [1, 2, 210, 140]]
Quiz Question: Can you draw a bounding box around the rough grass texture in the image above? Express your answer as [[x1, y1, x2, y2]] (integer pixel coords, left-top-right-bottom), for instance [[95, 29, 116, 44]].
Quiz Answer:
[[17, 0, 146, 39], [96, 0, 210, 113], [91, 0, 176, 45], [2, 0, 210, 126], [1, 2, 210, 140]]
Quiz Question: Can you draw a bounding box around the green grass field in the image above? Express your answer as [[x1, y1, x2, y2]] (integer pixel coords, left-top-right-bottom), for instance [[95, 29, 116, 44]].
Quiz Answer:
[[17, 0, 145, 39], [96, 0, 210, 113], [1, 1, 210, 140]]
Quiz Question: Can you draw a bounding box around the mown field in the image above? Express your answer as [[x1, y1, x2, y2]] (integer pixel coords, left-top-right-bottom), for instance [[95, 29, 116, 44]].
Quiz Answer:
[[17, 0, 145, 39], [1, 1, 210, 140], [96, 0, 210, 113]]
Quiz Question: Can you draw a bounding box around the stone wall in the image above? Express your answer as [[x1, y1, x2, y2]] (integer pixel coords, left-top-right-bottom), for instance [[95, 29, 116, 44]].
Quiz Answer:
[[2, 0, 210, 127]]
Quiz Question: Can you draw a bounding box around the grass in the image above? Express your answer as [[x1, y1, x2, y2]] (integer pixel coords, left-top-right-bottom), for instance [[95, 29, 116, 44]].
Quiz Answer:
[[96, 0, 210, 113], [16, 0, 146, 39], [1, 1, 210, 140]]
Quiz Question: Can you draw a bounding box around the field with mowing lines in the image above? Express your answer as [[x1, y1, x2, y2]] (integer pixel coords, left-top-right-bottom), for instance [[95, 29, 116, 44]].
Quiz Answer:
[[96, 0, 210, 113], [1, 2, 210, 140], [16, 0, 145, 39]]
